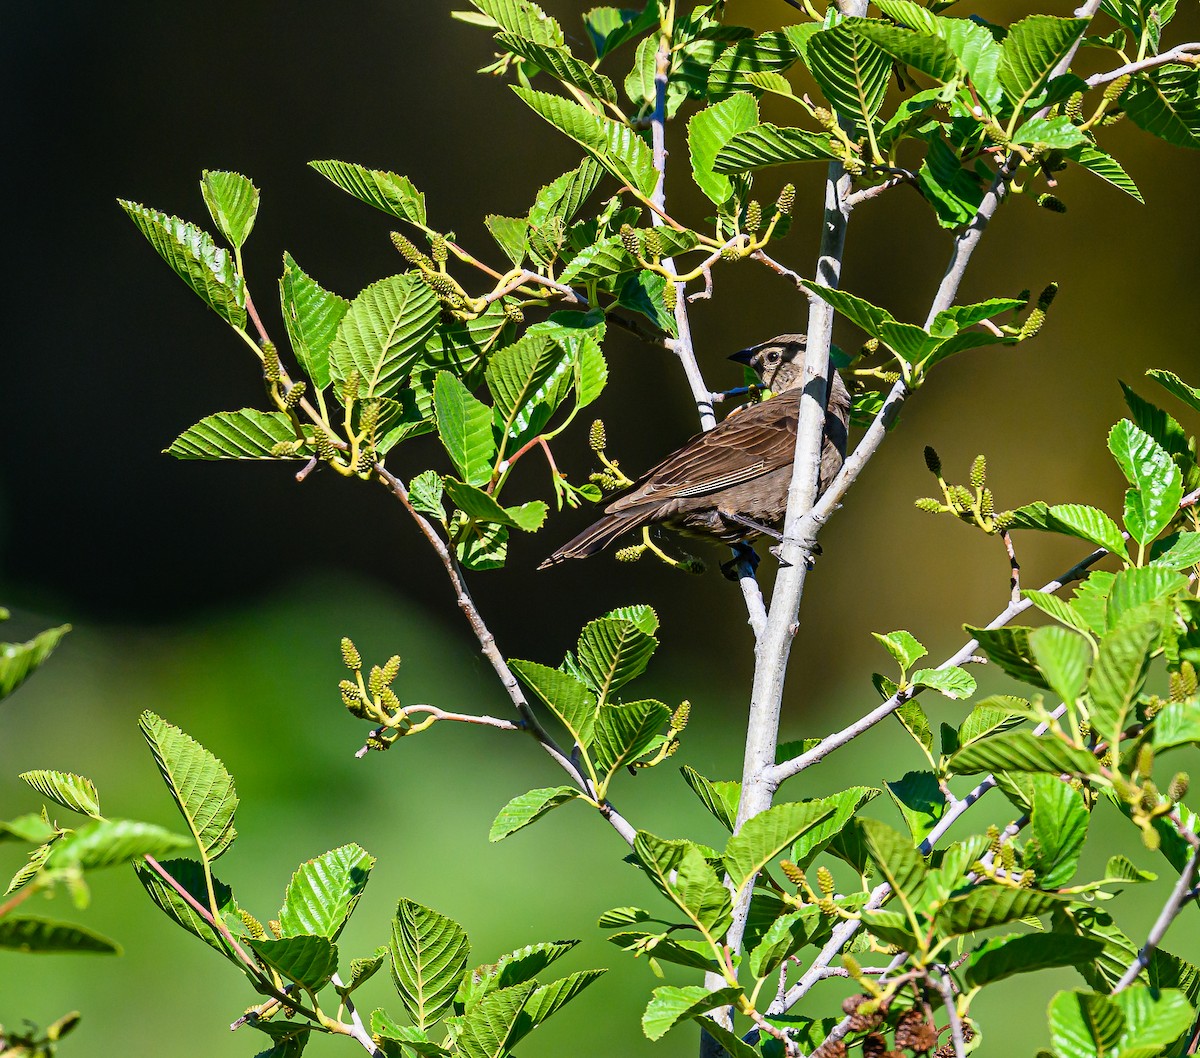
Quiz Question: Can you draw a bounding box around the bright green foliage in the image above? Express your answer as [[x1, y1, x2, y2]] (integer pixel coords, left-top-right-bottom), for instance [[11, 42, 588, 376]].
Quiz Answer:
[[0, 620, 69, 702]]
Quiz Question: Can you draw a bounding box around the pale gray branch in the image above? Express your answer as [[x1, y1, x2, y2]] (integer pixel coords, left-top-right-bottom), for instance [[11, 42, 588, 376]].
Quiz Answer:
[[1086, 43, 1200, 86], [938, 973, 967, 1058], [1113, 849, 1200, 992]]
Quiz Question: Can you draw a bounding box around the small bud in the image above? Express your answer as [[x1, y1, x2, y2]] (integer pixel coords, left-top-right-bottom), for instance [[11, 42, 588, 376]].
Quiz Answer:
[[1140, 781, 1160, 812], [914, 497, 944, 514], [987, 823, 1002, 854], [780, 860, 806, 887], [1065, 91, 1084, 122], [817, 896, 838, 916], [355, 445, 376, 474], [984, 123, 1012, 146], [504, 302, 524, 323], [1170, 772, 1189, 802], [431, 233, 447, 264], [776, 183, 796, 216], [1037, 194, 1068, 213], [643, 227, 662, 261], [239, 908, 266, 940], [1137, 742, 1155, 777], [589, 419, 606, 452], [970, 454, 986, 489], [1104, 74, 1131, 102], [1001, 842, 1016, 872], [380, 687, 401, 714], [671, 700, 690, 731], [744, 200, 762, 233], [924, 445, 942, 476], [391, 231, 432, 268], [268, 919, 283, 939], [981, 487, 995, 518], [619, 224, 640, 256], [615, 544, 644, 562], [262, 341, 281, 383], [341, 638, 361, 670], [270, 440, 302, 457], [1020, 307, 1046, 339], [816, 865, 835, 896], [283, 380, 307, 409], [341, 372, 359, 408], [993, 510, 1016, 530], [862, 337, 880, 355]]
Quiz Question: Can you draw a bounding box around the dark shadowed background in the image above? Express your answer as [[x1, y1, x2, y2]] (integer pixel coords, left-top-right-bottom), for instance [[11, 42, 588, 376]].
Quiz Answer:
[[3, 3, 1200, 1055]]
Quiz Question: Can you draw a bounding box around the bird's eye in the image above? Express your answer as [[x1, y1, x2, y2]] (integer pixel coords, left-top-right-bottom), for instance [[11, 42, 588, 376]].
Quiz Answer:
[[767, 350, 781, 363]]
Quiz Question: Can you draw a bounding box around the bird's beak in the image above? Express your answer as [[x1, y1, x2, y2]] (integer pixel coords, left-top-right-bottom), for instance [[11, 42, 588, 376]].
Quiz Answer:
[[728, 347, 756, 365]]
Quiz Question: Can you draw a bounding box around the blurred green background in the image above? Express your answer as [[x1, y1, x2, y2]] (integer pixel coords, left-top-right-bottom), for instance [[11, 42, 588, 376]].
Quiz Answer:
[[3, 2, 1200, 1055]]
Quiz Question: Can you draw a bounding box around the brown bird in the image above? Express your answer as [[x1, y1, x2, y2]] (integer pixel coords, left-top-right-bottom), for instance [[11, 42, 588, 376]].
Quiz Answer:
[[538, 334, 850, 569]]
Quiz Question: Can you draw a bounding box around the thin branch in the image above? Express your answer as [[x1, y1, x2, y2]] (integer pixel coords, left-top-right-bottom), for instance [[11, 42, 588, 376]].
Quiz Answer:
[[1086, 43, 1200, 87], [373, 463, 638, 846], [1113, 849, 1200, 992], [355, 704, 523, 757], [770, 544, 1106, 784], [938, 973, 967, 1058]]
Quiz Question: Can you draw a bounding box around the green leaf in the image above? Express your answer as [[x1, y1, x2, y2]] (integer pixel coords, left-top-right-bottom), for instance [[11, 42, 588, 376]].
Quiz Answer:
[[1030, 625, 1092, 706], [583, 4, 656, 58], [1152, 699, 1200, 751], [280, 253, 348, 392], [807, 23, 892, 126], [390, 899, 470, 1030], [489, 786, 579, 841], [1125, 66, 1200, 150], [1106, 566, 1187, 628], [0, 622, 69, 702], [710, 122, 836, 174], [792, 786, 880, 867], [485, 214, 528, 267], [18, 770, 99, 818], [1152, 532, 1200, 570], [594, 699, 671, 778], [858, 818, 926, 907], [200, 170, 259, 249], [1023, 590, 1093, 634], [874, 0, 940, 33], [135, 857, 237, 957], [434, 372, 497, 487], [458, 940, 578, 1010], [486, 333, 570, 444], [896, 700, 934, 754], [642, 985, 743, 1041], [0, 814, 57, 844], [409, 471, 446, 520], [694, 1018, 761, 1058], [1045, 503, 1129, 558], [873, 629, 927, 672], [496, 33, 616, 103], [46, 818, 189, 870], [911, 666, 977, 699], [250, 935, 338, 992], [119, 200, 246, 327], [576, 615, 658, 701], [444, 479, 547, 532], [1109, 419, 1183, 546], [1148, 368, 1200, 414], [940, 18, 1003, 103], [724, 798, 839, 894], [617, 271, 677, 336], [965, 932, 1104, 987], [1012, 115, 1088, 148], [308, 161, 427, 225], [956, 698, 1029, 749], [509, 969, 606, 1046], [748, 907, 821, 979], [455, 519, 509, 572], [949, 730, 1100, 775], [139, 711, 238, 861], [917, 133, 986, 228], [473, 0, 565, 45], [509, 660, 597, 747], [707, 30, 800, 99], [687, 93, 759, 204], [1026, 774, 1088, 888], [166, 409, 309, 460], [512, 87, 657, 195], [278, 844, 374, 940], [885, 771, 947, 843], [806, 281, 895, 337], [634, 833, 732, 934], [457, 982, 537, 1058], [850, 20, 958, 82], [936, 887, 1064, 935], [0, 916, 121, 955], [680, 766, 740, 832], [1088, 619, 1157, 743], [330, 274, 441, 400], [1067, 145, 1144, 203], [1112, 986, 1195, 1055], [966, 624, 1047, 688], [1048, 990, 1126, 1058], [996, 16, 1087, 111]]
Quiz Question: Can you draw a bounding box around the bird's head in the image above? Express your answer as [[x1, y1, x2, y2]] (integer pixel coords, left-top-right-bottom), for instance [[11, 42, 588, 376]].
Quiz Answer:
[[728, 333, 808, 392]]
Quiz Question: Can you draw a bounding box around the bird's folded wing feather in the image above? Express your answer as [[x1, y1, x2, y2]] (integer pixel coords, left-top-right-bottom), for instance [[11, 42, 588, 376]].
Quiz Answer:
[[606, 393, 799, 511]]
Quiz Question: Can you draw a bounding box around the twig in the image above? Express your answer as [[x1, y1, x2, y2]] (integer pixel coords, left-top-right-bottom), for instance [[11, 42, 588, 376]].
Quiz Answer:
[[1112, 849, 1200, 992], [1002, 529, 1021, 604], [938, 973, 967, 1058], [770, 545, 1106, 784], [373, 463, 637, 846], [1086, 43, 1200, 87], [749, 249, 807, 292], [355, 704, 523, 757]]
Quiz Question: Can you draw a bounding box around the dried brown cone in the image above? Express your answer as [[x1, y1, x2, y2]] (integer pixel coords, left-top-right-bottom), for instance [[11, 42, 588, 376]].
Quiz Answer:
[[894, 1010, 939, 1053], [934, 1020, 976, 1058], [863, 1033, 889, 1058], [811, 1040, 847, 1058], [842, 993, 870, 1015]]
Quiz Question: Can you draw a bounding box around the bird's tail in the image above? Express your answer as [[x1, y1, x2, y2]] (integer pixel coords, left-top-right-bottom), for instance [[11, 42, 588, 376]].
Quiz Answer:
[[537, 509, 647, 569]]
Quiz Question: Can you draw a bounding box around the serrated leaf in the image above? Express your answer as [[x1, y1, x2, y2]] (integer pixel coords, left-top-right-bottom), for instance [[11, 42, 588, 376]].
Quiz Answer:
[[1012, 115, 1089, 148], [135, 857, 237, 957], [489, 786, 579, 841], [965, 932, 1104, 986], [0, 916, 121, 955], [250, 935, 338, 992], [434, 372, 496, 487], [46, 818, 189, 870], [576, 616, 657, 701], [873, 629, 927, 671], [1067, 145, 1144, 202], [458, 940, 578, 1010], [512, 87, 657, 195], [18, 770, 98, 818], [1026, 774, 1088, 888], [807, 23, 892, 125], [858, 818, 926, 908], [949, 730, 1100, 775], [390, 899, 470, 1030], [1030, 625, 1092, 706], [0, 814, 57, 844], [1023, 590, 1093, 633], [642, 985, 743, 1041], [280, 253, 347, 392], [687, 93, 759, 203], [486, 332, 570, 444], [996, 16, 1087, 111], [895, 699, 934, 755], [1048, 503, 1130, 557], [1151, 699, 1200, 751], [594, 699, 670, 778], [937, 887, 1065, 935], [956, 698, 1029, 748], [966, 624, 1047, 688], [1125, 66, 1200, 150], [1048, 990, 1126, 1058], [308, 161, 427, 225], [509, 969, 606, 1046], [911, 666, 976, 699], [1109, 418, 1183, 546], [330, 274, 441, 400], [497, 33, 616, 103], [278, 843, 374, 940], [119, 200, 246, 327], [748, 906, 821, 979], [680, 766, 740, 831], [917, 134, 985, 228], [1106, 566, 1187, 628], [850, 20, 958, 83], [409, 471, 446, 520], [1088, 619, 1157, 743], [707, 31, 800, 99], [724, 798, 839, 894], [166, 409, 308, 460], [711, 122, 837, 174], [793, 786, 880, 867], [1148, 368, 1200, 414], [1151, 532, 1200, 570], [509, 660, 597, 747], [139, 711, 237, 861], [200, 170, 259, 249], [885, 771, 947, 843], [1112, 986, 1195, 1055], [634, 832, 731, 935], [806, 281, 894, 336], [0, 622, 69, 702], [444, 479, 546, 532]]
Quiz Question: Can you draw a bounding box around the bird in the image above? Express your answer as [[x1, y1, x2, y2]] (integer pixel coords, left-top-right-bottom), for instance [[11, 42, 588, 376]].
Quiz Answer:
[[538, 334, 850, 569]]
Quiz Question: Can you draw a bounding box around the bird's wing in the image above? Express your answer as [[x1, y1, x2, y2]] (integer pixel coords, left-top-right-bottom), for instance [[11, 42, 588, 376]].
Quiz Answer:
[[606, 392, 799, 512]]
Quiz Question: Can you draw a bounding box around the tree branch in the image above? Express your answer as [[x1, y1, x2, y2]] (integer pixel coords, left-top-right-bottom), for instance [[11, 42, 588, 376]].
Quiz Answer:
[[1086, 42, 1200, 87], [1112, 849, 1200, 993]]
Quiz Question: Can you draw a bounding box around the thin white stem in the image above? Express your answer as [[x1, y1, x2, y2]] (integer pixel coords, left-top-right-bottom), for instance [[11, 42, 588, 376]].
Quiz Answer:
[[938, 973, 967, 1058], [1113, 850, 1200, 992], [1085, 42, 1200, 86]]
